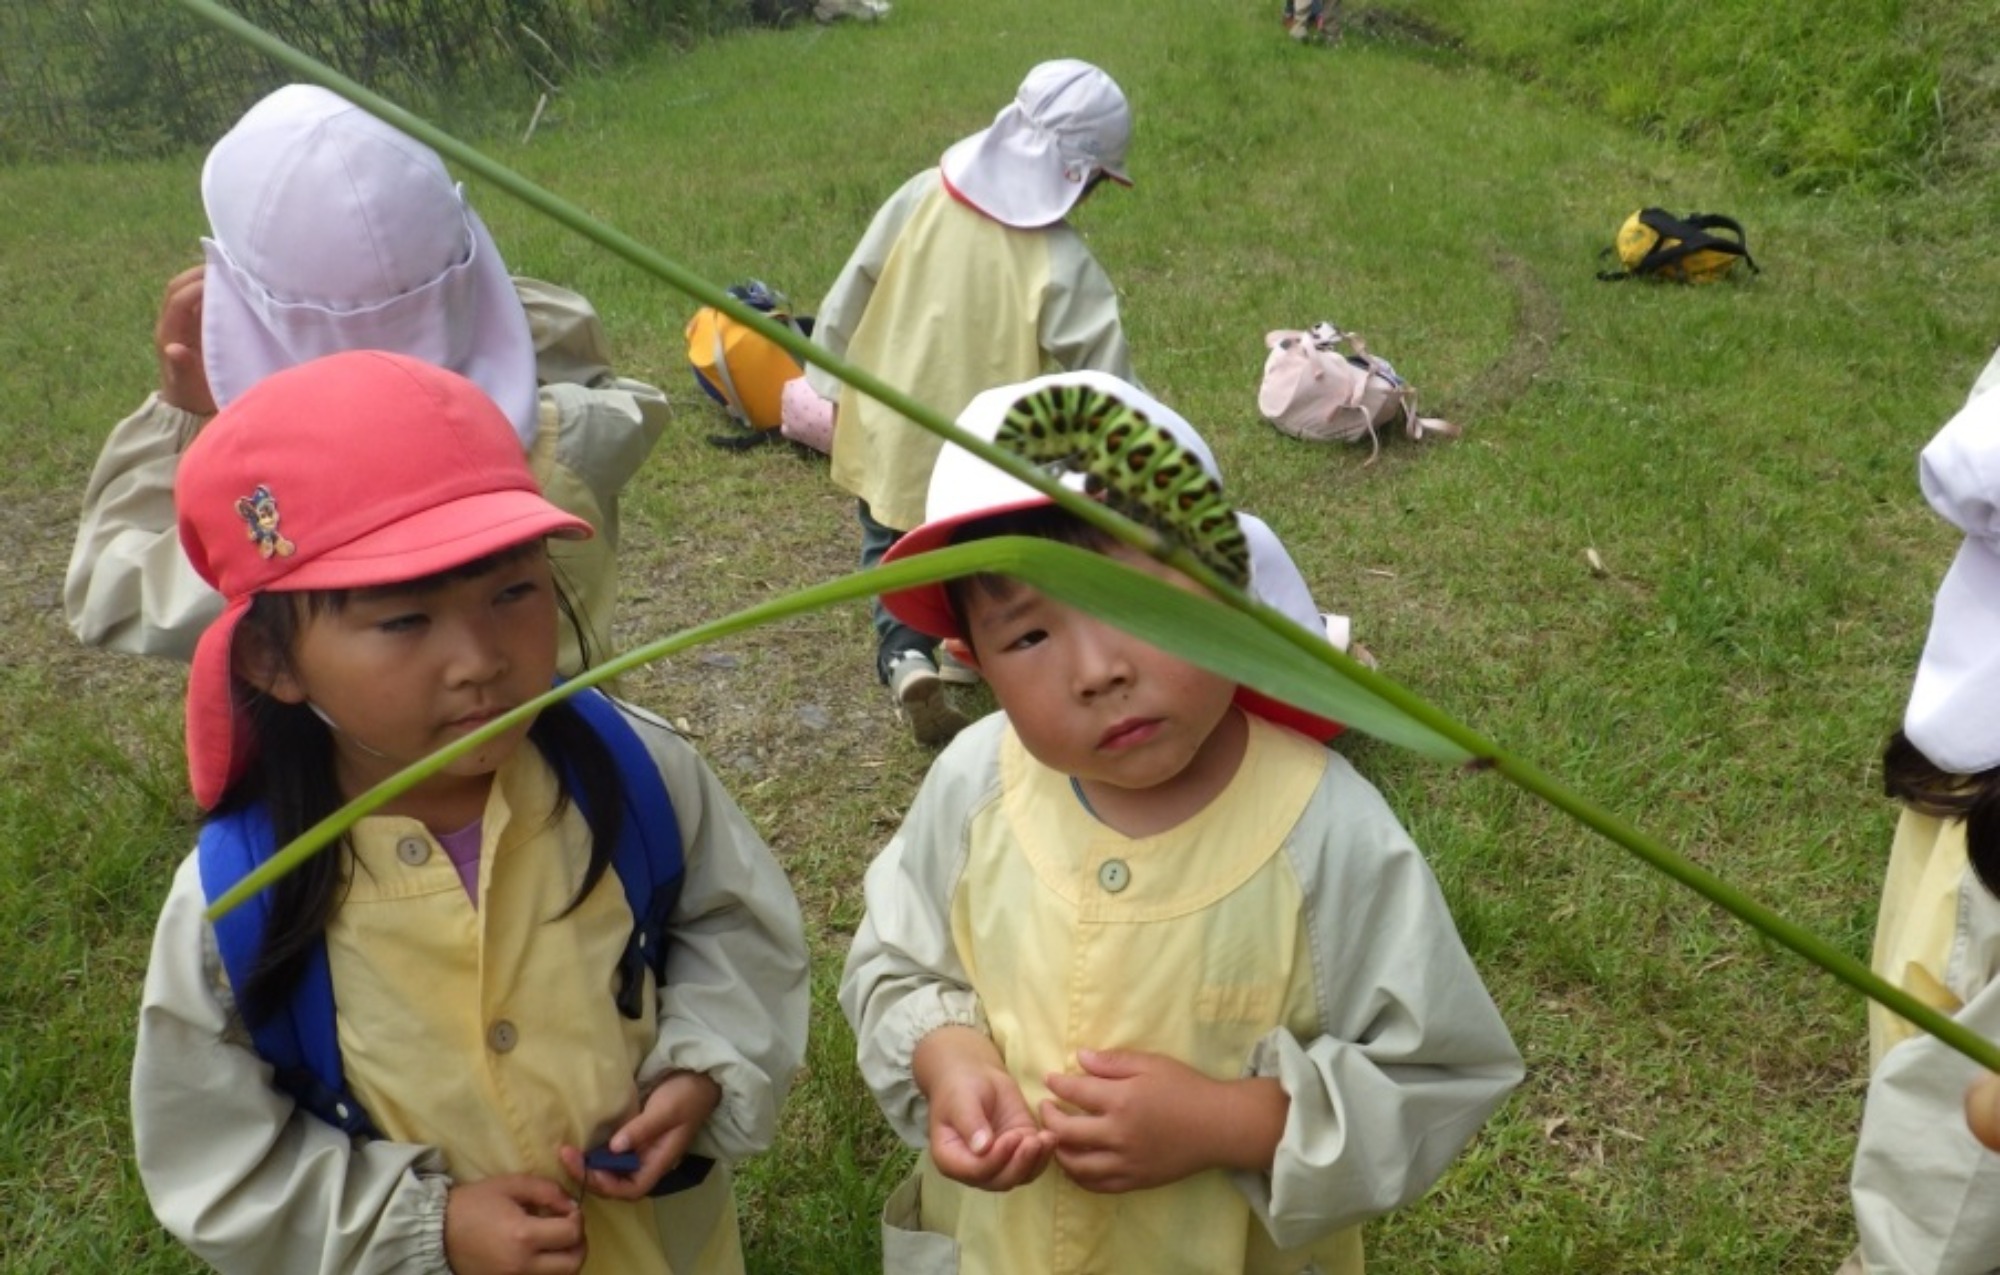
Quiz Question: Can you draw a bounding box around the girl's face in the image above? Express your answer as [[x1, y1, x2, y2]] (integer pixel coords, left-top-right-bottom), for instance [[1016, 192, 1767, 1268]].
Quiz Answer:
[[257, 547, 560, 825]]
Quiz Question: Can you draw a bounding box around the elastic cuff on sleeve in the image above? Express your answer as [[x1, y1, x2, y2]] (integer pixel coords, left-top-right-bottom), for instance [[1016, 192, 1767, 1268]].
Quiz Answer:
[[902, 1004, 988, 1070], [149, 394, 213, 450], [409, 1171, 453, 1272]]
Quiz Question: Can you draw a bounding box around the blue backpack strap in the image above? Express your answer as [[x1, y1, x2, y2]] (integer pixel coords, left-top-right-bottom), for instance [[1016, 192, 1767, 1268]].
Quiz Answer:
[[564, 689, 686, 1020], [564, 690, 713, 1196], [197, 810, 378, 1139], [195, 691, 696, 1181]]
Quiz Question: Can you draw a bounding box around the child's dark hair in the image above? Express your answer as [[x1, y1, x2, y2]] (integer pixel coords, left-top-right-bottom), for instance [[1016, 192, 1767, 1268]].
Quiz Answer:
[[943, 503, 1117, 646], [216, 545, 621, 1027], [1883, 729, 2000, 896]]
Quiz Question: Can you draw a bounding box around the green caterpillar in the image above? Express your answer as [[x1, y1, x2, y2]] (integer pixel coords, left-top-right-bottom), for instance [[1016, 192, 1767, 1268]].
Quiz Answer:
[[997, 384, 1251, 589]]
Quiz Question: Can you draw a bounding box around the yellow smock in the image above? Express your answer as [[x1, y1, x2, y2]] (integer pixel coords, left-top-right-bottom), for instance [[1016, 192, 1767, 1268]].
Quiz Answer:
[[842, 714, 1522, 1274]]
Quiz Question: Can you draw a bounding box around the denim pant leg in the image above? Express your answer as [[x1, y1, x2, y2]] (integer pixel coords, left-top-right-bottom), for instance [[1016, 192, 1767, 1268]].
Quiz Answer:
[[859, 500, 934, 683]]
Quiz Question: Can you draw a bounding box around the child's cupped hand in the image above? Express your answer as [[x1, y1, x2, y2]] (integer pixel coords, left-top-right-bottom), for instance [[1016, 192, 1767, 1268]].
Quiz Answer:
[[557, 1069, 722, 1200], [915, 1026, 1056, 1191], [443, 1174, 587, 1275], [1041, 1048, 1288, 1194]]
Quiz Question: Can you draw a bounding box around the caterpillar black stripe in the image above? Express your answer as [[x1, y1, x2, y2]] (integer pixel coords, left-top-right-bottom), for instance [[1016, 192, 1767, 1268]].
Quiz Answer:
[[997, 386, 1250, 588]]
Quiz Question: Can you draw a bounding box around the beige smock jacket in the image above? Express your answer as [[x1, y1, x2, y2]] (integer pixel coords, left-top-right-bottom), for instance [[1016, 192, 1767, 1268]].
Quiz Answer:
[[65, 278, 667, 674], [1852, 808, 2000, 1273], [133, 705, 809, 1274], [839, 713, 1523, 1274], [805, 169, 1134, 532]]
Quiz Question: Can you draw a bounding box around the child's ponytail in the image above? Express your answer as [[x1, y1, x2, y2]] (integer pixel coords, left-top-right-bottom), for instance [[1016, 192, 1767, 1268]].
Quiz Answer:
[[1883, 729, 2000, 898]]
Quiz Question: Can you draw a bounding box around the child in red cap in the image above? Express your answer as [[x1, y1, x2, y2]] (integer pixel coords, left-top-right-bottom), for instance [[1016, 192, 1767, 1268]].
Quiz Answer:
[[838, 372, 1520, 1273], [132, 350, 806, 1275]]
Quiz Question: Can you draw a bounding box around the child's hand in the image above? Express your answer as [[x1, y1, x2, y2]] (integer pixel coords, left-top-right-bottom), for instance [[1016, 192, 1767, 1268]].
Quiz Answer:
[[1042, 1048, 1288, 1194], [914, 1025, 1055, 1191], [558, 1070, 721, 1200], [443, 1173, 586, 1275], [1968, 1071, 2000, 1152], [153, 266, 216, 417]]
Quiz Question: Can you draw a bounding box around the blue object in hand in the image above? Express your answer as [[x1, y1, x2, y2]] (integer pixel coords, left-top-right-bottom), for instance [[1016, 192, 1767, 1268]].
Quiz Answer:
[[584, 1146, 644, 1175]]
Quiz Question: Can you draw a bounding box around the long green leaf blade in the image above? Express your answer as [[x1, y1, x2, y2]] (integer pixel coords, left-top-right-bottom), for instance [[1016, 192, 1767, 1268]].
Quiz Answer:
[[173, 0, 2000, 1079]]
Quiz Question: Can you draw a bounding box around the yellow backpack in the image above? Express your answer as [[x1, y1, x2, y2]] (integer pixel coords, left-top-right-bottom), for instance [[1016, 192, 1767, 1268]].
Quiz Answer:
[[1599, 208, 1760, 284], [686, 281, 811, 445]]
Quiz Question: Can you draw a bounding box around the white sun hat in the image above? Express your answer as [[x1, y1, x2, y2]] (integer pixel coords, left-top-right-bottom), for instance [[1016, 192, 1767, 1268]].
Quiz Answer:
[[878, 370, 1348, 742], [939, 59, 1132, 229], [1905, 387, 2000, 772], [198, 84, 539, 447]]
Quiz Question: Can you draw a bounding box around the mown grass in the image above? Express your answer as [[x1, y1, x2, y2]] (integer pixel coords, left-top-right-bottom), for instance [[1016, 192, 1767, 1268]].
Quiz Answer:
[[4, 0, 1999, 1270]]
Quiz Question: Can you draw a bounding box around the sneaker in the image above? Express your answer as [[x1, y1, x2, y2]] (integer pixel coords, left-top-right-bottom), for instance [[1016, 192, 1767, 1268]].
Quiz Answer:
[[936, 646, 983, 686], [888, 653, 968, 746]]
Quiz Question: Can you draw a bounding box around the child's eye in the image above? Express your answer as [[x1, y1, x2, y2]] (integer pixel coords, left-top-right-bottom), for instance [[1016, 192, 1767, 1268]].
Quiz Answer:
[[1004, 628, 1048, 652], [375, 612, 429, 635], [495, 579, 540, 606]]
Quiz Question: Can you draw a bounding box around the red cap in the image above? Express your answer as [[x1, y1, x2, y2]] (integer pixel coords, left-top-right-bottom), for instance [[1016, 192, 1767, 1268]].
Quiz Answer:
[[881, 371, 1343, 743], [175, 350, 589, 808]]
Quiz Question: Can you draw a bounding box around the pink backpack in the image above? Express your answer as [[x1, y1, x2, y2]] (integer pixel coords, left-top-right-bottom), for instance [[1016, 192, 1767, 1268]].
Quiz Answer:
[[1257, 323, 1459, 462]]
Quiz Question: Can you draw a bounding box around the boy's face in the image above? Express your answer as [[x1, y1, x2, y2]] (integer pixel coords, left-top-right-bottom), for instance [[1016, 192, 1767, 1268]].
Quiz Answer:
[[959, 542, 1242, 797], [253, 547, 559, 815]]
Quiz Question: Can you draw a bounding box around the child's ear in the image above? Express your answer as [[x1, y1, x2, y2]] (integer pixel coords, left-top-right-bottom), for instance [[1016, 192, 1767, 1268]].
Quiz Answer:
[[233, 628, 308, 705], [941, 637, 980, 671]]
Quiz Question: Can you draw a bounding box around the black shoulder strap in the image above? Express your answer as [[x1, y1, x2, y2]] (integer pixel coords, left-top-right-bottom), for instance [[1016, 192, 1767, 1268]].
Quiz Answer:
[[1633, 208, 1759, 275]]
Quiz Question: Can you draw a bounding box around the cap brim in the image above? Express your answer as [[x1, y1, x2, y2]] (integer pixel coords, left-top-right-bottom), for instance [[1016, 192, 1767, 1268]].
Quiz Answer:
[[276, 489, 589, 591], [879, 496, 1056, 639]]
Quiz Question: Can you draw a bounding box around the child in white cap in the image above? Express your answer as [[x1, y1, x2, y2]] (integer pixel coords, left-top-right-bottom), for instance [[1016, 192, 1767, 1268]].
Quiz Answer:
[[133, 350, 806, 1275], [1849, 382, 2000, 1273], [64, 83, 670, 675], [838, 372, 1521, 1274], [803, 59, 1140, 746]]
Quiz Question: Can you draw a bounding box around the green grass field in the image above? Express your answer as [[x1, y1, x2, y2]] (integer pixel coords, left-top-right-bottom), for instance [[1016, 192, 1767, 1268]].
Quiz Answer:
[[5, 0, 1999, 1270]]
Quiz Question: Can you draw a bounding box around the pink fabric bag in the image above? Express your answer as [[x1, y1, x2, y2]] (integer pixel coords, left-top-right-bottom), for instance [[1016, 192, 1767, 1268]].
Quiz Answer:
[[1257, 323, 1458, 462]]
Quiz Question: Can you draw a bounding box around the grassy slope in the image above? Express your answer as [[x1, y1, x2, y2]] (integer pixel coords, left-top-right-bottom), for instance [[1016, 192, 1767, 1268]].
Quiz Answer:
[[5, 0, 1999, 1270], [1370, 0, 2000, 196]]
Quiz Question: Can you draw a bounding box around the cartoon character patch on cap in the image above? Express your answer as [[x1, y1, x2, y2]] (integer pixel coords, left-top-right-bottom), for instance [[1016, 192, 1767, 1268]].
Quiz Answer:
[[235, 485, 296, 560]]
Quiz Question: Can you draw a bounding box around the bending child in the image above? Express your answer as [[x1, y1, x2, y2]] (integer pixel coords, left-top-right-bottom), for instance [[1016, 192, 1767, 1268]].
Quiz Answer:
[[838, 371, 1522, 1273], [66, 83, 669, 674], [1849, 379, 2000, 1273], [131, 351, 807, 1275], [805, 59, 1139, 745]]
